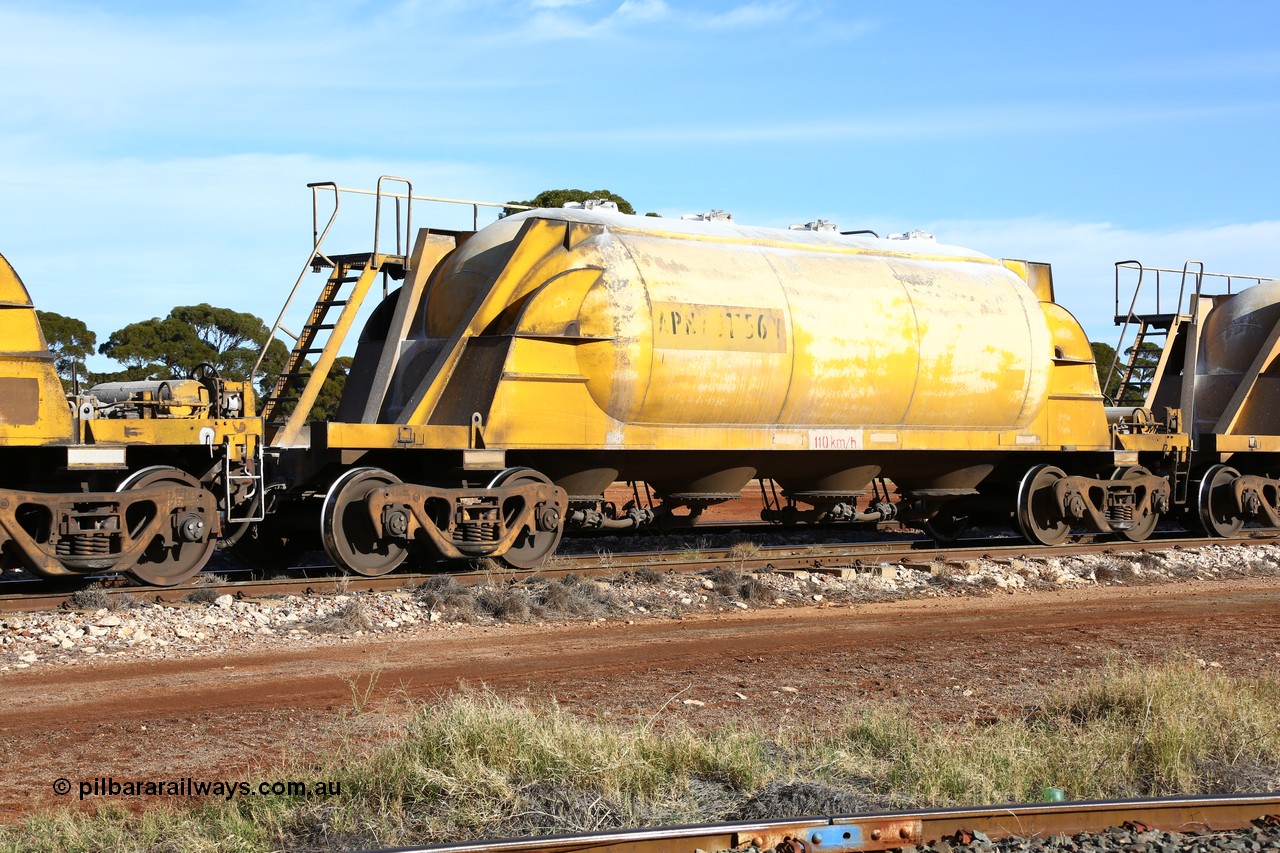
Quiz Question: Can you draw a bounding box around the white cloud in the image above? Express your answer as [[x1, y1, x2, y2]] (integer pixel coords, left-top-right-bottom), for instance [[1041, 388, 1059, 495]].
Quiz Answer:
[[613, 0, 669, 23], [700, 1, 798, 30]]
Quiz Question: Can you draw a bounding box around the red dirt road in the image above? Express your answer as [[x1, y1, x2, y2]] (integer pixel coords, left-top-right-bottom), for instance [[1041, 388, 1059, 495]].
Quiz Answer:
[[1, 578, 1277, 818]]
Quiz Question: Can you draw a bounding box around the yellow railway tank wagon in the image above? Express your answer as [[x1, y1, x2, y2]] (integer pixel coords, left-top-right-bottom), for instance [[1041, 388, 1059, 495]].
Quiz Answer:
[[10, 181, 1278, 586], [0, 253, 264, 586], [256, 183, 1178, 575]]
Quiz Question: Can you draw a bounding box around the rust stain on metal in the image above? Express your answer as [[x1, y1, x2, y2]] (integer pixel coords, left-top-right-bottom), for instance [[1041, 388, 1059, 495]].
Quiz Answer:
[[0, 377, 39, 426]]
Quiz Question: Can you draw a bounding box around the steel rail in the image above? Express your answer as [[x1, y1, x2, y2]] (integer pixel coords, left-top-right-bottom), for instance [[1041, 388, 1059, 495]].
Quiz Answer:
[[368, 793, 1280, 853], [0, 530, 1275, 613]]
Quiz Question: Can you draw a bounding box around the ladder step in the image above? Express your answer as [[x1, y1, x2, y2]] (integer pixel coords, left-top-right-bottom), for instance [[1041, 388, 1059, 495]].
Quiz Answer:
[[315, 300, 349, 307], [304, 324, 336, 332]]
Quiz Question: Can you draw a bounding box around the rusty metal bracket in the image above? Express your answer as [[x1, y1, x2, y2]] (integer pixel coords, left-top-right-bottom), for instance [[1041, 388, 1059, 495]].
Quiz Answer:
[[366, 480, 567, 560], [0, 484, 215, 578], [740, 818, 922, 852], [1050, 473, 1170, 533], [1233, 475, 1280, 527]]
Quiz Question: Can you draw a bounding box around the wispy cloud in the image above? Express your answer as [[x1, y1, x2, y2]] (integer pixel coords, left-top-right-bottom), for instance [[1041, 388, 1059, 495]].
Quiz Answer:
[[700, 1, 798, 30], [440, 99, 1277, 147]]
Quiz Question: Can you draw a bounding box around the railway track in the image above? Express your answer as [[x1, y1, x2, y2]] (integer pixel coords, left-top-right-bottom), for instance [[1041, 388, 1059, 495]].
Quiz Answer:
[[372, 794, 1280, 853], [1, 530, 1275, 613]]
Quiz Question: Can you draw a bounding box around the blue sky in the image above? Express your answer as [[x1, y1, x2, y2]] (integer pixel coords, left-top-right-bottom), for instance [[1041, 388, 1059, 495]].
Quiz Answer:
[[2, 0, 1278, 359]]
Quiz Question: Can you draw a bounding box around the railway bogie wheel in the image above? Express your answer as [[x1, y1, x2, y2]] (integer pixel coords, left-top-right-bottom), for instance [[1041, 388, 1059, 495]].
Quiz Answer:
[[321, 467, 409, 576], [116, 466, 216, 587], [1015, 464, 1071, 546], [1111, 465, 1160, 542], [488, 467, 564, 570], [923, 508, 970, 544], [1195, 464, 1244, 538]]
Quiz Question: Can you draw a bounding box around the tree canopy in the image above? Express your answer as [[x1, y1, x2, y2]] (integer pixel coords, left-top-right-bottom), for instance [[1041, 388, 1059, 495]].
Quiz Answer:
[[1091, 339, 1163, 404], [1090, 341, 1120, 399], [502, 188, 635, 218], [97, 303, 286, 385], [36, 310, 97, 386]]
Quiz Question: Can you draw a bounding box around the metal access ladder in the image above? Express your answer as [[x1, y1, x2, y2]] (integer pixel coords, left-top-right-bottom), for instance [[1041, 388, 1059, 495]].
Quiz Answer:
[[1105, 260, 1204, 407], [252, 176, 414, 446]]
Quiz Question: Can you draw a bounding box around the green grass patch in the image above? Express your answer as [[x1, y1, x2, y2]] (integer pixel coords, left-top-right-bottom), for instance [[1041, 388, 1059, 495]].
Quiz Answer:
[[2, 661, 1277, 851]]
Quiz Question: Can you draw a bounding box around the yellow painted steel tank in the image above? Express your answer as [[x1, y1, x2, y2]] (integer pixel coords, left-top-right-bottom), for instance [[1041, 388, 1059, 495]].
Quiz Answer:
[[0, 253, 73, 445], [408, 209, 1054, 433]]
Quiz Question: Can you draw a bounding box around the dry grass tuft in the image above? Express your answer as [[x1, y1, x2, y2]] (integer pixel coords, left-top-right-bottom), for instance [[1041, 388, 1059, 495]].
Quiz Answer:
[[185, 586, 222, 605], [308, 600, 374, 634], [415, 575, 476, 622], [706, 568, 771, 604], [69, 586, 115, 611], [631, 565, 663, 585]]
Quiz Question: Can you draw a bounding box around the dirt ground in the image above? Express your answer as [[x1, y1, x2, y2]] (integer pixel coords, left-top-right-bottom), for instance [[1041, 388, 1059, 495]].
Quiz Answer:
[[0, 576, 1276, 820]]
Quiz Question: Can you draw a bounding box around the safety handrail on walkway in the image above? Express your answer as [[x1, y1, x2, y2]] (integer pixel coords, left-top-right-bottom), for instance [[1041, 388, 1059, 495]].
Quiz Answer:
[[250, 179, 535, 388]]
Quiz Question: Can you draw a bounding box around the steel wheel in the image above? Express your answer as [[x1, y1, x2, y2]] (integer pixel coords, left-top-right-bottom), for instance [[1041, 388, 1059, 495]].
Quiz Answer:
[[1015, 464, 1070, 546], [116, 466, 215, 587], [488, 467, 564, 570], [1112, 465, 1160, 542], [923, 507, 970, 543], [1195, 464, 1244, 538], [321, 467, 409, 576]]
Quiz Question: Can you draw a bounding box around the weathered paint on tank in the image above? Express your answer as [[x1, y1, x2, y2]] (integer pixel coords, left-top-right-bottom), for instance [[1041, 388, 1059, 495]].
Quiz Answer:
[[568, 225, 1051, 430], [378, 208, 1106, 456]]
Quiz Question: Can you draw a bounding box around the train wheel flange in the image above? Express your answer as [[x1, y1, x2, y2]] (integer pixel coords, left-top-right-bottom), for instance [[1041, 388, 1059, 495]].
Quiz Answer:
[[321, 467, 409, 576], [1196, 464, 1244, 538], [116, 466, 216, 587], [1111, 465, 1160, 542], [1016, 464, 1070, 546], [488, 467, 564, 570]]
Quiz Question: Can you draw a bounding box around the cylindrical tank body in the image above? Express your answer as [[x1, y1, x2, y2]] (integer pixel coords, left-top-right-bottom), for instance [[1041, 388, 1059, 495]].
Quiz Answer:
[[409, 209, 1053, 432], [1195, 280, 1280, 432]]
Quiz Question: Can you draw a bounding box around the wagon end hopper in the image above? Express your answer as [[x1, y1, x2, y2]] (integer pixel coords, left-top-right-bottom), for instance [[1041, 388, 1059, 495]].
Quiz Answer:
[[1118, 274, 1280, 535], [316, 210, 1117, 563], [0, 253, 263, 585]]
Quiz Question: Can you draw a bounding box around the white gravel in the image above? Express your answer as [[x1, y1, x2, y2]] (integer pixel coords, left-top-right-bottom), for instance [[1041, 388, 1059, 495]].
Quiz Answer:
[[0, 542, 1276, 672]]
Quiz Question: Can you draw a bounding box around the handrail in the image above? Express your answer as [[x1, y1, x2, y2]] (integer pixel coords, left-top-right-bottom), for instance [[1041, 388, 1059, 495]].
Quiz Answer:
[[1106, 259, 1276, 406], [248, 180, 554, 392], [374, 175, 412, 267], [1179, 259, 1204, 321], [1104, 260, 1146, 402], [250, 182, 342, 383]]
